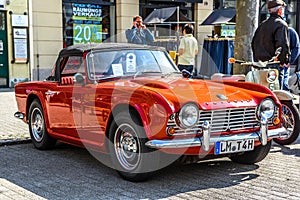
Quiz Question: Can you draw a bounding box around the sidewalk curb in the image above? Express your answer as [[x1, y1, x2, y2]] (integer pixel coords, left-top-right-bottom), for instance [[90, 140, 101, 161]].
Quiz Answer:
[[0, 88, 14, 92], [0, 139, 31, 146]]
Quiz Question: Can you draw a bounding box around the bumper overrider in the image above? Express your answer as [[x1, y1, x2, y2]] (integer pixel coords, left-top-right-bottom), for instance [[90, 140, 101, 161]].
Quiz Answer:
[[145, 120, 288, 151], [14, 112, 26, 123]]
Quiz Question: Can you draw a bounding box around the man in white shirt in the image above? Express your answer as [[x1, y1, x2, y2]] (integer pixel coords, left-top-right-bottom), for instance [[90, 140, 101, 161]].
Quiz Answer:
[[178, 24, 198, 74]]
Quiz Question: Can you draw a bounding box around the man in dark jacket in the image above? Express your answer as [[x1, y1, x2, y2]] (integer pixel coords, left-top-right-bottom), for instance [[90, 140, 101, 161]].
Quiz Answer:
[[251, 0, 290, 89]]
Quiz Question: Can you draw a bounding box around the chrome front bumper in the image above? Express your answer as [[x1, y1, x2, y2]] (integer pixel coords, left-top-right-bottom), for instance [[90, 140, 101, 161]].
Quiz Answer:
[[145, 125, 288, 150]]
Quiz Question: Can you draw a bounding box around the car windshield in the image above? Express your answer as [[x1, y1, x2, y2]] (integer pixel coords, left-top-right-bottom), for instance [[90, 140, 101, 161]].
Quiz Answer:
[[86, 49, 179, 80]]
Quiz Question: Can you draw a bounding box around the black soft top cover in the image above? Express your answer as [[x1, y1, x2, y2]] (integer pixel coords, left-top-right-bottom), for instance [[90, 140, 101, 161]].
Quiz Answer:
[[58, 43, 166, 57]]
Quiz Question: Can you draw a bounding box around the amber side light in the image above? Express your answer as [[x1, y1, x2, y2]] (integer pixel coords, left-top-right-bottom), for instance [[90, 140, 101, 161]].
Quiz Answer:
[[167, 127, 176, 135], [273, 117, 281, 125], [228, 58, 235, 64]]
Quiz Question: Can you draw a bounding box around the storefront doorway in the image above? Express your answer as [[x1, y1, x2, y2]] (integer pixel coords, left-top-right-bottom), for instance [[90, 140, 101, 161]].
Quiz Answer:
[[0, 11, 8, 88]]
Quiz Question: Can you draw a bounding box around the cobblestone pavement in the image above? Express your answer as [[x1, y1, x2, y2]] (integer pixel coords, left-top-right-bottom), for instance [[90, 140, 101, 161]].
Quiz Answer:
[[0, 89, 30, 143], [0, 89, 300, 199], [0, 141, 299, 200]]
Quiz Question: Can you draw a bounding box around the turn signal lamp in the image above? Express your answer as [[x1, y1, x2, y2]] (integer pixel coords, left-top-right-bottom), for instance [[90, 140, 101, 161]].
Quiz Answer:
[[167, 127, 176, 136], [228, 58, 235, 64], [273, 117, 281, 125]]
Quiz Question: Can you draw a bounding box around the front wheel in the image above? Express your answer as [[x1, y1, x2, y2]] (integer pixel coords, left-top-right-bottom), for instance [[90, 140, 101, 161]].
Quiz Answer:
[[108, 110, 160, 182], [273, 100, 300, 145], [230, 141, 271, 164]]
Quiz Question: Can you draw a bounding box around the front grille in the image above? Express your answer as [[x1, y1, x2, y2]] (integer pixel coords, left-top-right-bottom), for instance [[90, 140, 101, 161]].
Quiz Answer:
[[167, 107, 278, 136], [199, 108, 258, 133]]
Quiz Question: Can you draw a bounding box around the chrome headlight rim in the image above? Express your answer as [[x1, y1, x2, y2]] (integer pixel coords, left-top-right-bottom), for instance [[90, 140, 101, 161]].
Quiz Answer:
[[266, 70, 277, 83], [256, 98, 276, 120], [176, 103, 199, 129]]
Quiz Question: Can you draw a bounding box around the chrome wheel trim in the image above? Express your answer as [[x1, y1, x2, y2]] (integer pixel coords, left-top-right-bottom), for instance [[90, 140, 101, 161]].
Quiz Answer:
[[280, 104, 294, 139], [30, 107, 44, 142], [114, 123, 141, 171]]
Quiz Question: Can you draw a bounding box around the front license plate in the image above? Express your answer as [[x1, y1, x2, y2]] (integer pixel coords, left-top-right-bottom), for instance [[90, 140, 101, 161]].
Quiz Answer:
[[215, 139, 255, 155]]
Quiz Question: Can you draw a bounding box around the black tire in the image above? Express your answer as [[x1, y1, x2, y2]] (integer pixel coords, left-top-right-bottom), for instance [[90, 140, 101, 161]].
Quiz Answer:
[[230, 141, 271, 164], [273, 100, 300, 145], [28, 100, 56, 150], [108, 110, 160, 182]]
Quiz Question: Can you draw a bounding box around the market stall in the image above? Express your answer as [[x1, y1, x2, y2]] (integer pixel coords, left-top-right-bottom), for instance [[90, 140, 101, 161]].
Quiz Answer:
[[199, 8, 236, 76], [143, 7, 193, 52]]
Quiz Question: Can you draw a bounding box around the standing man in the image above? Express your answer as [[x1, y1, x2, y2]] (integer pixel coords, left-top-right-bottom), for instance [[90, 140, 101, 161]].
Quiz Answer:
[[251, 0, 290, 89], [177, 24, 198, 74], [125, 15, 155, 45]]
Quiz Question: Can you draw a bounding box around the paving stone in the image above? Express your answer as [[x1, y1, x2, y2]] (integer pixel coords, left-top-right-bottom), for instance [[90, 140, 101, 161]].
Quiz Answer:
[[0, 89, 299, 199]]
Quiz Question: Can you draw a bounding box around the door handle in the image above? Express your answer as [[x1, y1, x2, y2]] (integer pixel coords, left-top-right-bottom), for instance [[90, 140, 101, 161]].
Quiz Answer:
[[45, 91, 59, 96]]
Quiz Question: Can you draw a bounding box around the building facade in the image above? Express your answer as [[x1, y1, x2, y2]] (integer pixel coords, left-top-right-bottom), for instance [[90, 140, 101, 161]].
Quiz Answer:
[[0, 0, 30, 87], [0, 0, 299, 88], [0, 0, 212, 87]]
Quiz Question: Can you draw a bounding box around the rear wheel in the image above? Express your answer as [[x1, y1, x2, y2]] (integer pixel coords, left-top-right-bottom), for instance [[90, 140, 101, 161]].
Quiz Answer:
[[230, 141, 271, 164], [273, 100, 300, 145], [28, 100, 56, 150]]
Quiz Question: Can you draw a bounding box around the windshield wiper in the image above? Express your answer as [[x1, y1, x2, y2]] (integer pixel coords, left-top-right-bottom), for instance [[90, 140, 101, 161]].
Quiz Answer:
[[162, 71, 182, 78], [134, 71, 162, 78]]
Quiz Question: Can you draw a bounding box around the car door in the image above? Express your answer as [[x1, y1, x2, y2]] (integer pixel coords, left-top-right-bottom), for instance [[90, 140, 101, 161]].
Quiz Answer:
[[77, 51, 114, 148], [46, 56, 84, 138]]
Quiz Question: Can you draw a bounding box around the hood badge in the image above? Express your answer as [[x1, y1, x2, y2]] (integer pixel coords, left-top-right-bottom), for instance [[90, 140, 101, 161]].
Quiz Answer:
[[217, 94, 228, 100]]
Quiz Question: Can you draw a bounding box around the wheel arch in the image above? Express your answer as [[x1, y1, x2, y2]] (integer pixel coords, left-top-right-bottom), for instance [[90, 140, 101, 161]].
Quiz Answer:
[[273, 90, 294, 101], [105, 104, 145, 138], [26, 93, 50, 131], [26, 94, 41, 118], [104, 103, 152, 151]]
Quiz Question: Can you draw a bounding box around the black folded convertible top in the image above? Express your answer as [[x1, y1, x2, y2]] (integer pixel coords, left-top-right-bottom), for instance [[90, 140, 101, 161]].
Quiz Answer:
[[59, 43, 165, 57]]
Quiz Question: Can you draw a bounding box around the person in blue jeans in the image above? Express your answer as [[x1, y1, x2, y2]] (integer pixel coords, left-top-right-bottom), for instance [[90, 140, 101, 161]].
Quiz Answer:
[[125, 15, 155, 45], [283, 27, 300, 91], [177, 24, 198, 74], [251, 0, 290, 90]]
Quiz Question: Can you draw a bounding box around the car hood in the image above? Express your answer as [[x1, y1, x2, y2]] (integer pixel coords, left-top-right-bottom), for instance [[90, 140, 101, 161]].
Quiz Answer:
[[129, 77, 269, 110]]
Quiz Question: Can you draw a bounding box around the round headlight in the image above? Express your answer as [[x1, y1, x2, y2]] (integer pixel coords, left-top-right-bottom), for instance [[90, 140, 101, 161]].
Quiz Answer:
[[177, 103, 199, 128], [267, 70, 277, 83], [257, 98, 275, 120]]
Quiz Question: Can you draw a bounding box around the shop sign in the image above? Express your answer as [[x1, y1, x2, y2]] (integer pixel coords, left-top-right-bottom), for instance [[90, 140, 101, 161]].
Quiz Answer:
[[72, 3, 103, 44], [13, 28, 28, 63], [0, 40, 3, 51], [12, 15, 28, 27], [14, 38, 27, 63], [150, 0, 203, 2], [13, 28, 27, 39], [73, 3, 102, 18], [0, 0, 4, 9]]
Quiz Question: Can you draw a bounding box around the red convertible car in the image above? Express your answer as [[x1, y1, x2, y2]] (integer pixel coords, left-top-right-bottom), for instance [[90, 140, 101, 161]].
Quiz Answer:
[[14, 43, 288, 181]]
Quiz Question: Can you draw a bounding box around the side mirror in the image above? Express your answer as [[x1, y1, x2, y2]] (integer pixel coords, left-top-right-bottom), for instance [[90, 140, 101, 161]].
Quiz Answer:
[[74, 73, 85, 86], [181, 69, 192, 78]]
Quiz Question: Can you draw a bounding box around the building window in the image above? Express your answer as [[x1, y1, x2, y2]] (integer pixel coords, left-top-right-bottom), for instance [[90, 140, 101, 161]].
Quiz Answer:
[[259, 0, 297, 28], [62, 0, 115, 47], [140, 0, 194, 38], [213, 0, 236, 9]]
